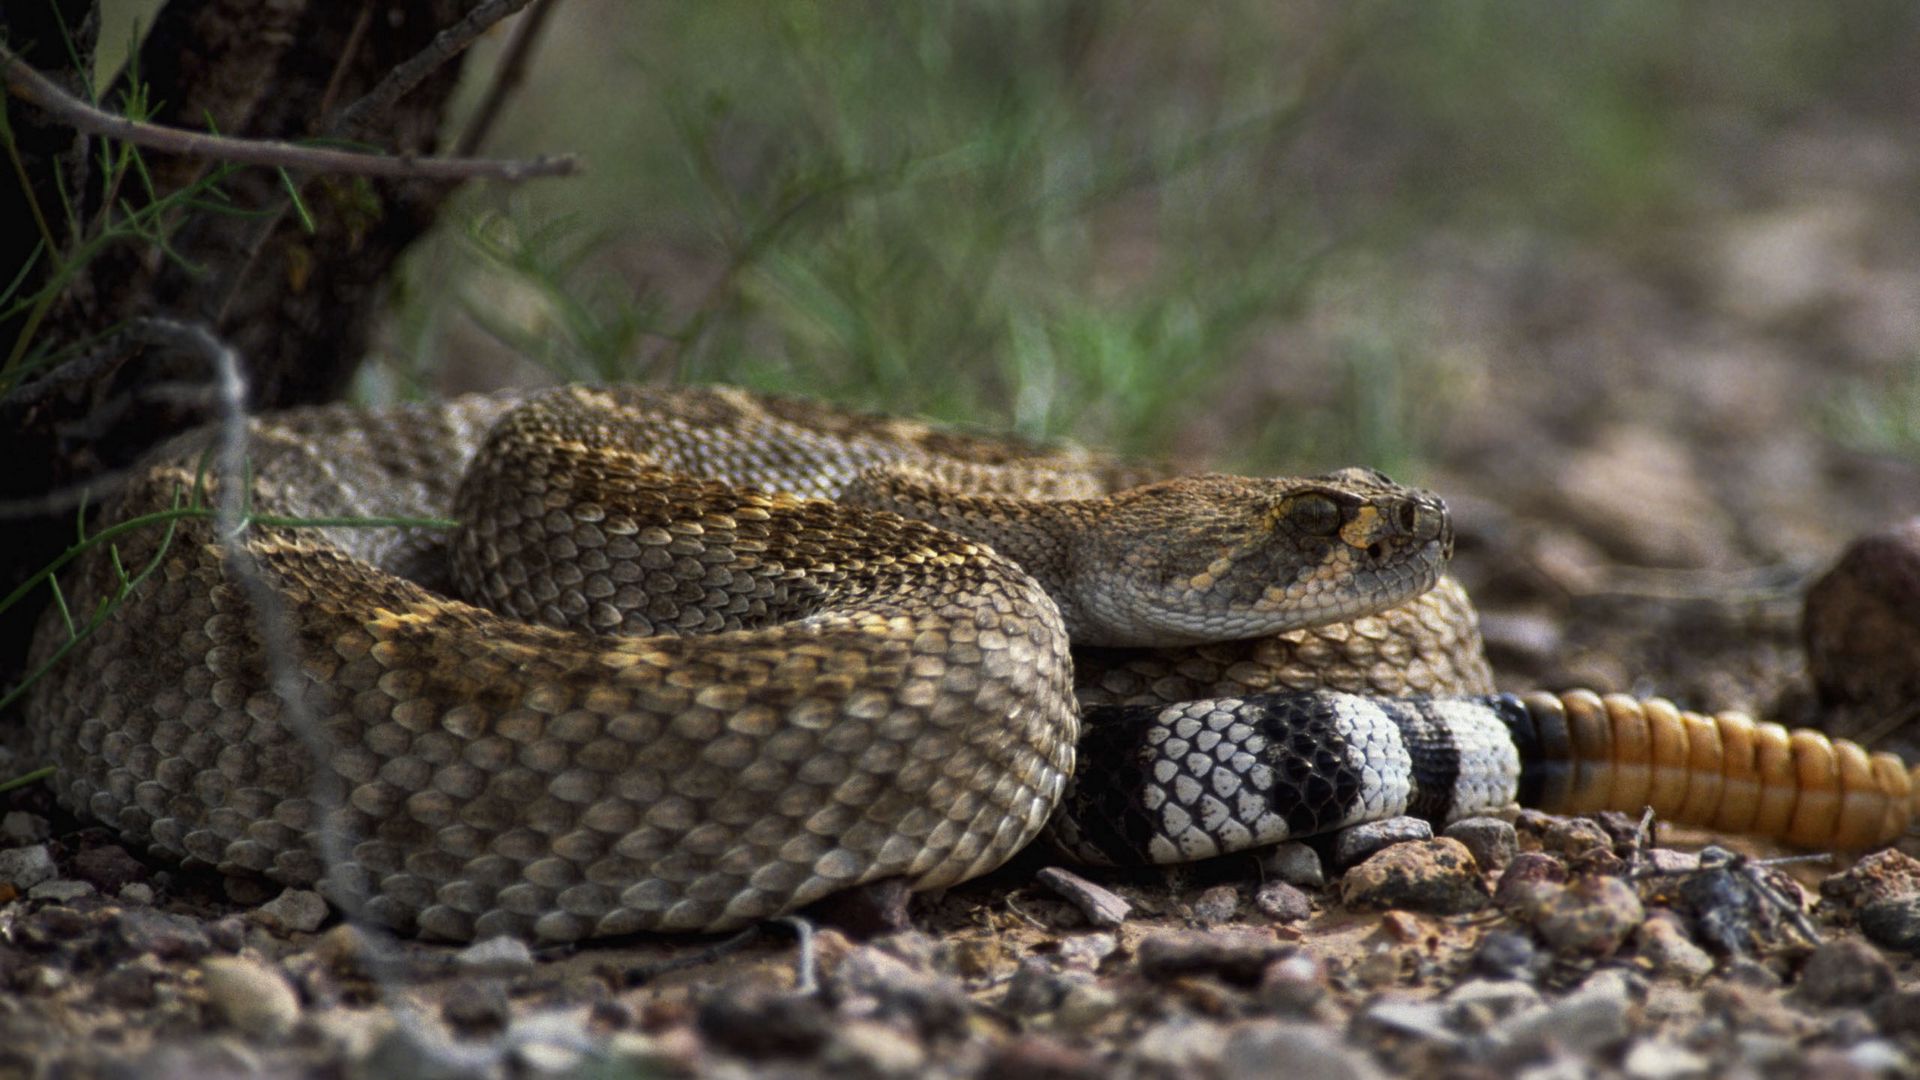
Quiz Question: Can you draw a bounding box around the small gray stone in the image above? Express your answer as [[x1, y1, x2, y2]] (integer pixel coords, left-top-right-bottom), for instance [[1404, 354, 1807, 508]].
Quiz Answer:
[[119, 882, 156, 906], [1134, 1018, 1228, 1076], [1472, 930, 1538, 978], [1137, 930, 1289, 985], [1621, 1039, 1711, 1080], [1192, 884, 1240, 925], [1634, 914, 1715, 982], [824, 1018, 928, 1076], [511, 1040, 583, 1076], [0, 812, 48, 845], [0, 845, 56, 890], [1054, 983, 1121, 1033], [1795, 938, 1894, 1006], [360, 1021, 494, 1080], [254, 888, 330, 934], [1260, 952, 1327, 1014], [1000, 958, 1076, 1015], [27, 879, 95, 902], [1844, 1040, 1912, 1075], [1056, 932, 1118, 972], [1222, 1019, 1386, 1080], [1444, 817, 1518, 871], [1260, 842, 1325, 889], [1358, 998, 1459, 1046], [1489, 976, 1631, 1058], [1254, 880, 1312, 922], [1444, 978, 1543, 1032], [201, 956, 302, 1038], [454, 935, 536, 974], [1858, 896, 1920, 953], [1334, 816, 1434, 869]]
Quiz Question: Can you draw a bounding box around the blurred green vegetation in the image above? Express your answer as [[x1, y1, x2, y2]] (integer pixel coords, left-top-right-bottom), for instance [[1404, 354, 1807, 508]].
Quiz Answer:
[[89, 1, 1919, 468]]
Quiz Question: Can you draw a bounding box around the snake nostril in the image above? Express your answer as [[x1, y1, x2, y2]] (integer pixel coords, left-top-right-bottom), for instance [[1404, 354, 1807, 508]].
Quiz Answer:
[[1367, 542, 1386, 561]]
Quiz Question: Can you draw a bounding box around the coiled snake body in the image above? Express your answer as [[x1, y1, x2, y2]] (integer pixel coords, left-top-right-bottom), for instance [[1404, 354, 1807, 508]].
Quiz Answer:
[[24, 386, 1919, 943]]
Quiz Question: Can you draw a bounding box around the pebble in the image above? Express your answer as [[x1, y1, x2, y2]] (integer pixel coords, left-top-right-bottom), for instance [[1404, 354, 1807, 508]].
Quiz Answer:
[[1471, 930, 1539, 978], [1333, 816, 1433, 869], [1844, 1040, 1913, 1075], [0, 812, 48, 845], [1634, 913, 1716, 982], [442, 982, 510, 1035], [1870, 989, 1920, 1036], [981, 1035, 1103, 1080], [1487, 975, 1632, 1060], [1191, 884, 1241, 925], [830, 943, 971, 1040], [1253, 880, 1312, 923], [28, 879, 95, 902], [454, 935, 536, 974], [1221, 1019, 1386, 1080], [1338, 838, 1490, 915], [1055, 931, 1118, 972], [1358, 997, 1460, 1047], [1803, 517, 1920, 723], [1443, 816, 1518, 871], [0, 844, 56, 890], [201, 956, 303, 1039], [1001, 958, 1076, 1015], [1133, 1018, 1228, 1076], [1136, 929, 1289, 986], [69, 844, 147, 892], [1794, 939, 1895, 1006], [1260, 952, 1328, 1014], [1535, 816, 1615, 860], [1857, 895, 1920, 953], [1494, 852, 1569, 910], [1444, 978, 1544, 1031], [253, 888, 330, 934], [1521, 875, 1645, 957], [119, 882, 155, 906], [1053, 982, 1121, 1033], [1621, 1038, 1711, 1080], [943, 936, 1011, 980], [824, 1018, 928, 1077], [1260, 842, 1325, 889], [360, 1021, 493, 1080], [696, 992, 834, 1060], [511, 1039, 584, 1076], [1820, 849, 1920, 910]]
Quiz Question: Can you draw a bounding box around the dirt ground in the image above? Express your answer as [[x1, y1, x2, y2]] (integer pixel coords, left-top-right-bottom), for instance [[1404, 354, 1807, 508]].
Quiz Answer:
[[4, 109, 1920, 1078]]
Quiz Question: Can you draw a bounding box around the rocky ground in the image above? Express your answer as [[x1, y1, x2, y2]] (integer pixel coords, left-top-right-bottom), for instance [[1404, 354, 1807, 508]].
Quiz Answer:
[[5, 110, 1920, 1080]]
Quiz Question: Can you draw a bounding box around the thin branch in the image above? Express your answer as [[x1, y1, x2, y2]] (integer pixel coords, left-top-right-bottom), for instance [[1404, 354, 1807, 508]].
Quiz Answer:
[[1, 41, 578, 183], [331, 0, 539, 138], [454, 0, 561, 158]]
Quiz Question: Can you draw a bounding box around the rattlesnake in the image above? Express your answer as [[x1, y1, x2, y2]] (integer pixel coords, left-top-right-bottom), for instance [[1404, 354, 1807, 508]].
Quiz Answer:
[[22, 384, 1919, 943]]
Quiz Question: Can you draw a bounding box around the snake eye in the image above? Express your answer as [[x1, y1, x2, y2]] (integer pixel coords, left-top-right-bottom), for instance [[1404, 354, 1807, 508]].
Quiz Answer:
[[1396, 501, 1420, 532], [1284, 494, 1341, 537]]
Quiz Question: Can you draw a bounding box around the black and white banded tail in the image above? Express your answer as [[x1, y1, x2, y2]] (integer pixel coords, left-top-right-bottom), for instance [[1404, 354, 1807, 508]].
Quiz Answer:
[[1052, 690, 1919, 866]]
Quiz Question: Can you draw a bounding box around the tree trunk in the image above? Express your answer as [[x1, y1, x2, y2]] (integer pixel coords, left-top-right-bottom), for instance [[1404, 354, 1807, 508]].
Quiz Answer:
[[1, 0, 486, 695]]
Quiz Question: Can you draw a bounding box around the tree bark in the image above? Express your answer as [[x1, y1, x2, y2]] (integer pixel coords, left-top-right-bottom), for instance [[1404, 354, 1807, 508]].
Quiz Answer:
[[1, 0, 487, 695]]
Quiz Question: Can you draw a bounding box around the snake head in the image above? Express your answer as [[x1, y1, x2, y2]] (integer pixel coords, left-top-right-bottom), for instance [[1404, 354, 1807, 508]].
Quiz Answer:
[[1063, 468, 1452, 647]]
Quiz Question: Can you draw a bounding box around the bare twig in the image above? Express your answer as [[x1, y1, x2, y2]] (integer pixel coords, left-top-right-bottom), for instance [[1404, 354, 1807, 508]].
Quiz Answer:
[[454, 0, 562, 158], [1, 41, 578, 182], [316, 2, 378, 119], [331, 0, 539, 138]]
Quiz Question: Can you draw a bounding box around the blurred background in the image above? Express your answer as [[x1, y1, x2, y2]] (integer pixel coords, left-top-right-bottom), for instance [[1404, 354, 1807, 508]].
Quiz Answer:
[[100, 0, 1920, 714]]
